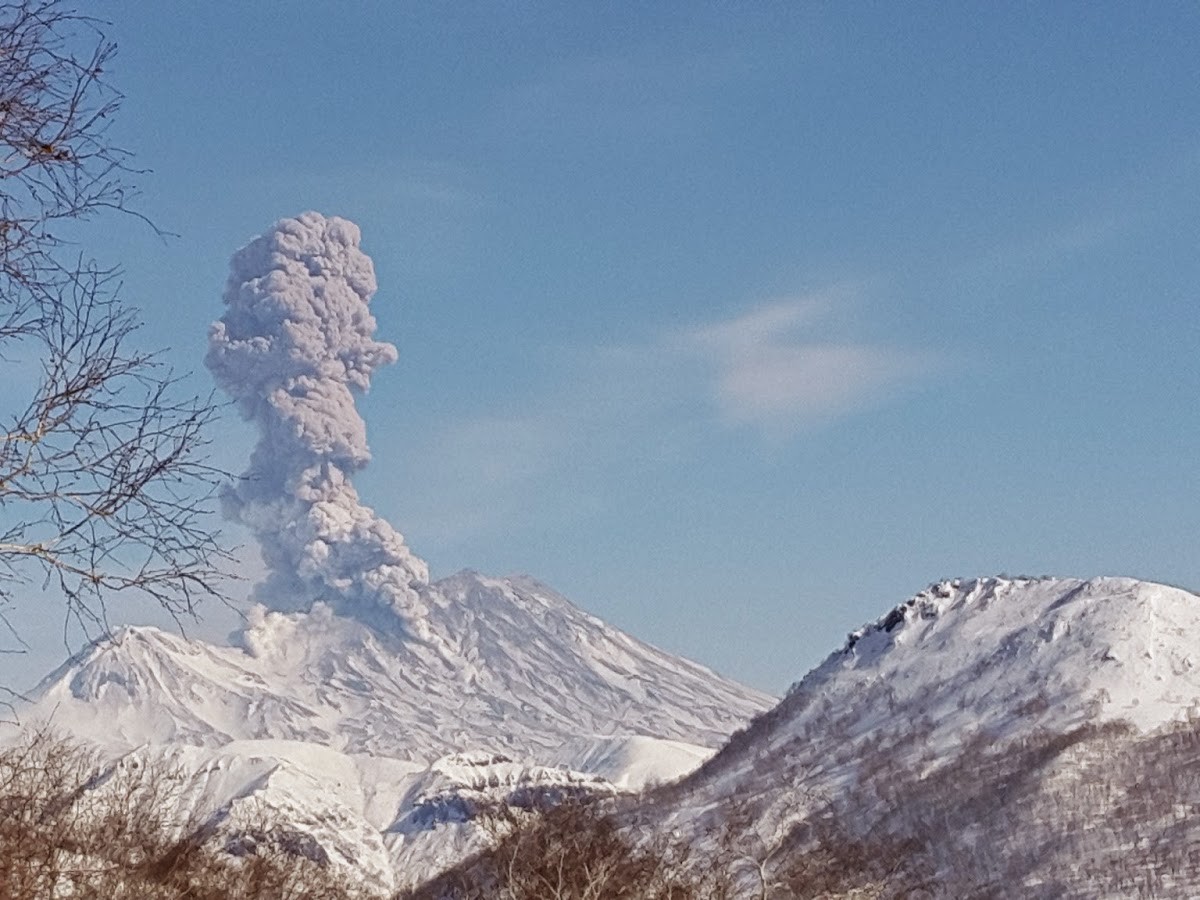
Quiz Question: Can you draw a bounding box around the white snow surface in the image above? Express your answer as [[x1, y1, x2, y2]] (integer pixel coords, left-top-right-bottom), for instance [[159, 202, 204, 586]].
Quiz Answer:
[[28, 570, 766, 756], [820, 575, 1200, 737], [662, 576, 1200, 853], [554, 735, 715, 791], [13, 568, 770, 891]]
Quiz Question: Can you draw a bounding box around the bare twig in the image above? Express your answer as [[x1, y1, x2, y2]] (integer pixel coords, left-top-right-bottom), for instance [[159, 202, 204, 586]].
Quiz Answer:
[[0, 0, 232, 663]]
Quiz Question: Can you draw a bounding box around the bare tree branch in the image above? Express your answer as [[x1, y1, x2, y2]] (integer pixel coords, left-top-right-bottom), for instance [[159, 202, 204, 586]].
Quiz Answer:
[[0, 0, 232, 665]]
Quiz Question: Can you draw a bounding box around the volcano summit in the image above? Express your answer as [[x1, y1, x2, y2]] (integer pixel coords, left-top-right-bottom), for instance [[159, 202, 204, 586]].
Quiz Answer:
[[14, 214, 772, 891]]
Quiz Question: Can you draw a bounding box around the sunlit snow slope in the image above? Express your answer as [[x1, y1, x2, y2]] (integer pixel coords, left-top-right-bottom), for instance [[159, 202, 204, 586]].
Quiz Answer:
[[654, 576, 1200, 898], [31, 570, 767, 758], [13, 210, 779, 892], [17, 569, 770, 891]]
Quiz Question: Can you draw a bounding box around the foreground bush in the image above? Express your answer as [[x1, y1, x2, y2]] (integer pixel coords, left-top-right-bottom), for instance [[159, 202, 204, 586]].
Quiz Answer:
[[0, 730, 361, 900], [397, 797, 728, 900], [0, 731, 931, 898], [396, 795, 927, 900]]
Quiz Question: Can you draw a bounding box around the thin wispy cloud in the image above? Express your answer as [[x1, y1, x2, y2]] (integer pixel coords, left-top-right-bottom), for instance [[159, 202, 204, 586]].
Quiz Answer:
[[685, 294, 931, 433], [399, 289, 933, 544]]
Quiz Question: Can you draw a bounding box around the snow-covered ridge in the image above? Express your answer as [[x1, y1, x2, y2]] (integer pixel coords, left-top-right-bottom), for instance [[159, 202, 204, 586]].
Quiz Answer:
[[390, 752, 617, 837], [29, 569, 770, 759], [797, 575, 1200, 734], [649, 577, 1200, 897], [667, 576, 1200, 835], [14, 568, 771, 891]]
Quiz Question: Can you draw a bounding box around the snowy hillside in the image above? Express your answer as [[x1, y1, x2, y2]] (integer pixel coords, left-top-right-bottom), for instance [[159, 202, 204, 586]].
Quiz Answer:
[[16, 569, 769, 891], [23, 216, 1200, 896], [29, 570, 767, 757], [5, 214, 778, 893], [649, 576, 1200, 898]]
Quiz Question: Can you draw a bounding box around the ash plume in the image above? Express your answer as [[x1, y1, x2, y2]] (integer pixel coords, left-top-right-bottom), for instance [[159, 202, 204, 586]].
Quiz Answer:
[[206, 212, 429, 630]]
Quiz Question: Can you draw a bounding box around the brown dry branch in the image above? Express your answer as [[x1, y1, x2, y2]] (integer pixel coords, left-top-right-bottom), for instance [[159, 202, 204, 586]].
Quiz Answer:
[[397, 791, 921, 900], [398, 796, 714, 900], [0, 729, 363, 899]]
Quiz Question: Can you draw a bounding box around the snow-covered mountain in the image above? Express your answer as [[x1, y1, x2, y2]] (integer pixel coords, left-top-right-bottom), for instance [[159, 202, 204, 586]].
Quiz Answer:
[[14, 569, 772, 892], [17, 218, 1193, 895], [649, 576, 1200, 898], [31, 570, 765, 757], [6, 215, 779, 893]]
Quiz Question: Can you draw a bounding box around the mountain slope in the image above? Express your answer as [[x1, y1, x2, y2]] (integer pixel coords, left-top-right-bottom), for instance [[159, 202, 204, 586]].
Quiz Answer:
[[648, 576, 1200, 898], [30, 570, 769, 758], [16, 568, 770, 892]]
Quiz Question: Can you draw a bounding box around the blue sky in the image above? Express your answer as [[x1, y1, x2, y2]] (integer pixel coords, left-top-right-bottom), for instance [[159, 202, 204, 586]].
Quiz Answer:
[[4, 2, 1199, 694]]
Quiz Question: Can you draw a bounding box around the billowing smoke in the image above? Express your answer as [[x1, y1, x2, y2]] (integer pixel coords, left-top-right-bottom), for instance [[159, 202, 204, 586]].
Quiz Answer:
[[206, 212, 430, 631]]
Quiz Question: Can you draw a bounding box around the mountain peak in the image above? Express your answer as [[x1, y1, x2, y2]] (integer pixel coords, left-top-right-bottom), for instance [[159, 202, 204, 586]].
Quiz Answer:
[[23, 571, 772, 758], [13, 569, 772, 890], [653, 576, 1200, 898], [790, 576, 1200, 742]]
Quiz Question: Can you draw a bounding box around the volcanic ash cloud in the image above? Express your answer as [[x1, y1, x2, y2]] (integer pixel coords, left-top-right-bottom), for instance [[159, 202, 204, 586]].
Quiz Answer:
[[206, 212, 429, 630]]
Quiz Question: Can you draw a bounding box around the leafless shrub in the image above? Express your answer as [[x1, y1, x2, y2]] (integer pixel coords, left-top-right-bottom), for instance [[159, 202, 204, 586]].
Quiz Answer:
[[398, 789, 938, 900], [398, 795, 721, 900], [0, 729, 363, 899]]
